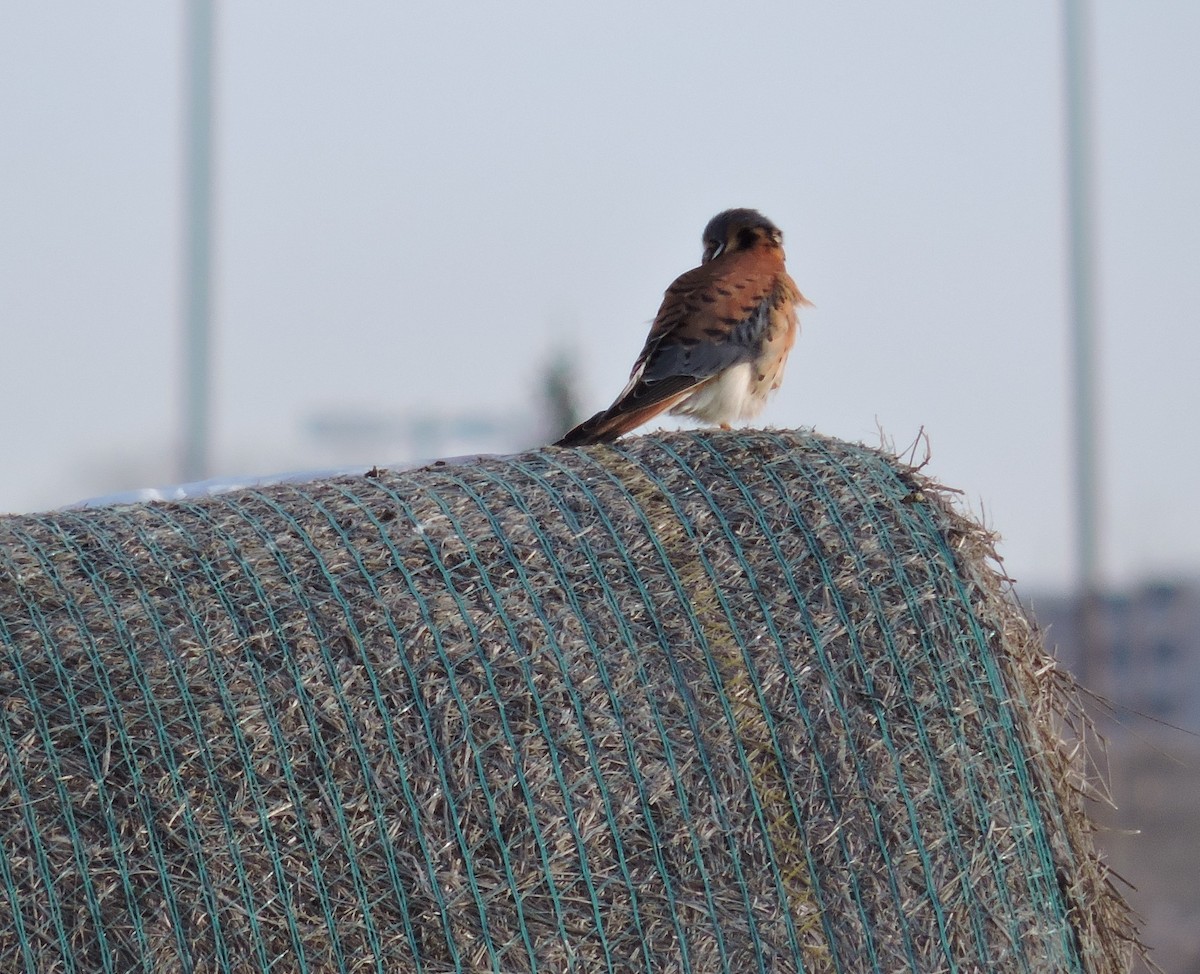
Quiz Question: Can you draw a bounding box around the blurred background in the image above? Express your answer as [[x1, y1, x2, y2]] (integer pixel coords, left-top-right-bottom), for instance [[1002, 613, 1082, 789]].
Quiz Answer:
[[1, 3, 1197, 969]]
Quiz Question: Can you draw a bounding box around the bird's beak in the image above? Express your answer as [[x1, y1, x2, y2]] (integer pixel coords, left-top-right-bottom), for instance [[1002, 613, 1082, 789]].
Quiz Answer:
[[705, 242, 725, 263]]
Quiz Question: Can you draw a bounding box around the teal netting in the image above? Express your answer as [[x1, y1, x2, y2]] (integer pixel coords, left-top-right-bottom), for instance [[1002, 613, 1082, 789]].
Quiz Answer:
[[0, 429, 1132, 973]]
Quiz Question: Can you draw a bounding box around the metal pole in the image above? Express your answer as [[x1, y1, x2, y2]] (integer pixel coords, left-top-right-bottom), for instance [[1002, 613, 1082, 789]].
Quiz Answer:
[[1062, 0, 1103, 686], [182, 0, 215, 482]]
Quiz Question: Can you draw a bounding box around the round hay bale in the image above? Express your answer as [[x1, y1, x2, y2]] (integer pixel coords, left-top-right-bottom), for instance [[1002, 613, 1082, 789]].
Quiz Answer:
[[0, 429, 1138, 972]]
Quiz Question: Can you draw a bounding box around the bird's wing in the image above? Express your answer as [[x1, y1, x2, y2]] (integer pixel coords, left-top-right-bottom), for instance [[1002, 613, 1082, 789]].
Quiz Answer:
[[611, 251, 790, 410]]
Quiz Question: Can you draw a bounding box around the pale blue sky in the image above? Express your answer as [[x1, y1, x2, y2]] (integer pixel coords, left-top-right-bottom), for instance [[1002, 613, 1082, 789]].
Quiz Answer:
[[2, 3, 1198, 591]]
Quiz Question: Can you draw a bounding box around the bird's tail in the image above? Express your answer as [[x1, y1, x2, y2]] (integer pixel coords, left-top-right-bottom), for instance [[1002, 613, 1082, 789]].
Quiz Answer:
[[555, 396, 687, 447], [554, 409, 626, 446]]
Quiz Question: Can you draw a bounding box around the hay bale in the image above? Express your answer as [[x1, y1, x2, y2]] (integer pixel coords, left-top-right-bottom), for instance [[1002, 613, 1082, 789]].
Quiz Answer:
[[0, 429, 1137, 972]]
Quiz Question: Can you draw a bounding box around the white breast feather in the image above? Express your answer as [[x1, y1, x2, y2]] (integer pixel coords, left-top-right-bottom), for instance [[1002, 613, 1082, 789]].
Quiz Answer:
[[670, 362, 765, 424]]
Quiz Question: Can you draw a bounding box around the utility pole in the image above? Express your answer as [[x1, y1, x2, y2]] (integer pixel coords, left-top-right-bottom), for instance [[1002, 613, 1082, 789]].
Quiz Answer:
[[181, 0, 215, 483], [1062, 0, 1104, 688]]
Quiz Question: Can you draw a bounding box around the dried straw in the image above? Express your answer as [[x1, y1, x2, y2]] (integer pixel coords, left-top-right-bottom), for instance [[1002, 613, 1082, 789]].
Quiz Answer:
[[0, 429, 1139, 972]]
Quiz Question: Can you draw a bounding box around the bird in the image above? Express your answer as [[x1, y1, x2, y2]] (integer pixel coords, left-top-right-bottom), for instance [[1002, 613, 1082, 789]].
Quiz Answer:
[[556, 208, 808, 447]]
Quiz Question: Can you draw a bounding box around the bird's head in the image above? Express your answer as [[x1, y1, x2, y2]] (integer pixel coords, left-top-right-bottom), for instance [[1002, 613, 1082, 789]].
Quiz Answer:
[[700, 208, 783, 263]]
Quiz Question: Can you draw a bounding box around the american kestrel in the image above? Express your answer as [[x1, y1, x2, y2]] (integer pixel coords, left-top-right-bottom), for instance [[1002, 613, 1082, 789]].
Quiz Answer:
[[556, 208, 807, 446]]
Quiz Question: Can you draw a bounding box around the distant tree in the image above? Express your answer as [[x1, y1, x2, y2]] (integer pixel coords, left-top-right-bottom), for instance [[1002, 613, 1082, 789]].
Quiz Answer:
[[542, 349, 581, 443]]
